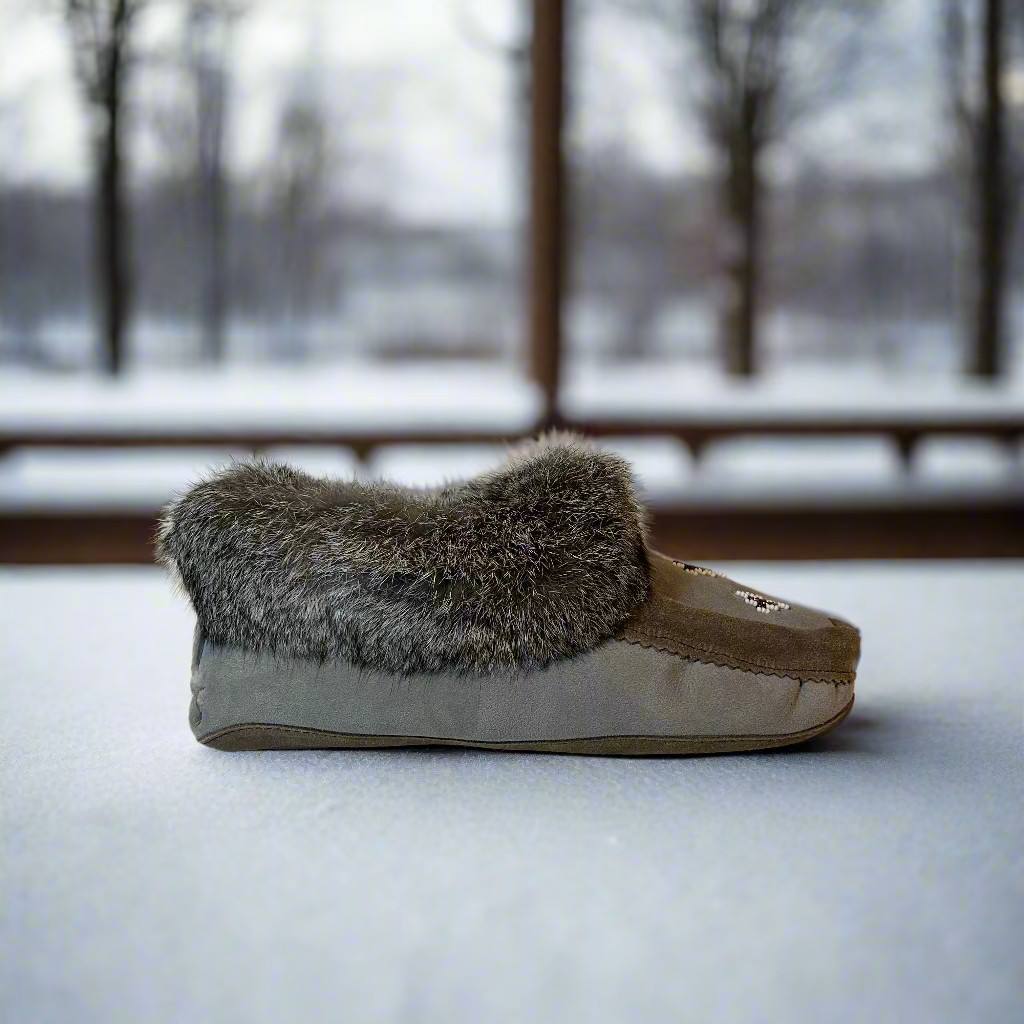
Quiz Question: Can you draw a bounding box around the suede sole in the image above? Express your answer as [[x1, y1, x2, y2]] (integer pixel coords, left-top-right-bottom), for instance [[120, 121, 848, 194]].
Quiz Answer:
[[198, 696, 854, 756]]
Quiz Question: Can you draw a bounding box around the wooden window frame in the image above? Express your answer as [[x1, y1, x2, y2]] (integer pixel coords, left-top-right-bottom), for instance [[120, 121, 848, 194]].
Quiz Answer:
[[527, 0, 567, 423]]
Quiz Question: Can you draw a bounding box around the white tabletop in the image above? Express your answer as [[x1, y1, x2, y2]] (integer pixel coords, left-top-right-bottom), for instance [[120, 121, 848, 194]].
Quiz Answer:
[[2, 563, 1022, 1023]]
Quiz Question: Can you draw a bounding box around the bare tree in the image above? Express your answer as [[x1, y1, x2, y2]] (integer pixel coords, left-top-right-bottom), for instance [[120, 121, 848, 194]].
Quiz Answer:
[[574, 146, 697, 361], [622, 0, 876, 376], [454, 1, 531, 215], [270, 84, 331, 360], [62, 0, 147, 374], [184, 0, 244, 363], [453, 1, 531, 362], [944, 0, 1017, 379]]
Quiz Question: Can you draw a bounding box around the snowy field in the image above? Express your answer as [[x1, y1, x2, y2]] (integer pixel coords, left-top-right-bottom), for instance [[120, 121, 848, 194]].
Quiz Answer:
[[2, 562, 1022, 1023], [3, 302, 1024, 438]]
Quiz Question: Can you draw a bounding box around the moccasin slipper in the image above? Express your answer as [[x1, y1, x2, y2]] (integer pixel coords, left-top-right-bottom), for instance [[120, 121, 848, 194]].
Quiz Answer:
[[158, 434, 858, 755]]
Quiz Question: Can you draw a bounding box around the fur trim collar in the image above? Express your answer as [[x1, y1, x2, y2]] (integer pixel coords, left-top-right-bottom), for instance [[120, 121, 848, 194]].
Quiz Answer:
[[158, 434, 650, 674]]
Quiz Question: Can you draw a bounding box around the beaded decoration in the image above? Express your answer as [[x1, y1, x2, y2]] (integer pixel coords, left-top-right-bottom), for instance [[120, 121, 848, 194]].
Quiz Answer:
[[673, 561, 721, 578], [735, 590, 790, 614]]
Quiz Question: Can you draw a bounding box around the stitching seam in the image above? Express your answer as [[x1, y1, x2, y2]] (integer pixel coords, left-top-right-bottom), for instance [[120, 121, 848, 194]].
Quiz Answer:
[[617, 633, 854, 684]]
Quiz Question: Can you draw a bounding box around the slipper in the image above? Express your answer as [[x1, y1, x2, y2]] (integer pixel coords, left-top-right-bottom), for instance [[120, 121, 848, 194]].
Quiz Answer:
[[158, 434, 858, 756]]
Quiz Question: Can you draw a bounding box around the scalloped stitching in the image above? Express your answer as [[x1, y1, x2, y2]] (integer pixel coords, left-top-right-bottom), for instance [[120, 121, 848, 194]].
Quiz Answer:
[[616, 632, 855, 685]]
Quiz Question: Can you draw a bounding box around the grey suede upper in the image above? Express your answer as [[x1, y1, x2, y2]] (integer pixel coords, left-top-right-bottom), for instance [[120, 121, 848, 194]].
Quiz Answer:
[[191, 630, 852, 746]]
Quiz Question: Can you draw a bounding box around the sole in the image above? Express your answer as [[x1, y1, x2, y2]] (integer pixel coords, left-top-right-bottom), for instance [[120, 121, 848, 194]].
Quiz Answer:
[[199, 696, 854, 757]]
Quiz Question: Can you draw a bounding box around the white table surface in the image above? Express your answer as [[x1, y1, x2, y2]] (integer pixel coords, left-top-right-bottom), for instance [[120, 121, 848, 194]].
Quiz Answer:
[[2, 563, 1023, 1024]]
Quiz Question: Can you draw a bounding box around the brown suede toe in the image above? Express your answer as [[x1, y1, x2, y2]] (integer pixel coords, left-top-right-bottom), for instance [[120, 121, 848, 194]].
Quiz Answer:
[[619, 553, 860, 685]]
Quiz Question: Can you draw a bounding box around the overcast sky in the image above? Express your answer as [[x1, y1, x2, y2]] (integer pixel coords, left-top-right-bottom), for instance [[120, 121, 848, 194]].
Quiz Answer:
[[0, 0, 953, 226]]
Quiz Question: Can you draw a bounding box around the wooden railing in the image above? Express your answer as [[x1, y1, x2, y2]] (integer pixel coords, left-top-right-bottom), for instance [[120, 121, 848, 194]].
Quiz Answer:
[[1, 414, 1021, 563], [3, 493, 1022, 564], [1, 412, 1021, 463]]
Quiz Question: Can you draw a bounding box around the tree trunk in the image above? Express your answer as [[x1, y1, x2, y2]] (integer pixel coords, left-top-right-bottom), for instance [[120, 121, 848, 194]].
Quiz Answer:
[[970, 0, 1006, 378], [198, 158, 227, 363], [618, 296, 656, 362], [721, 136, 761, 377], [97, 59, 130, 375], [195, 46, 228, 364]]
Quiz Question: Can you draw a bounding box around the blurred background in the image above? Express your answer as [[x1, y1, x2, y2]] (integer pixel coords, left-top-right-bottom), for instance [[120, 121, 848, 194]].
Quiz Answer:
[[0, 0, 1022, 561]]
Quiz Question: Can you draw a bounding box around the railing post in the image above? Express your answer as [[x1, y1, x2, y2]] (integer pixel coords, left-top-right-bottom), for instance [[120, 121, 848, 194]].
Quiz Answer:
[[528, 0, 566, 427]]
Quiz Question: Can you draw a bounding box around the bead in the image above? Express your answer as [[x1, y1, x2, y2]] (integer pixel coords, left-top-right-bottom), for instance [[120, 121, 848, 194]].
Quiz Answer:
[[735, 590, 790, 614], [674, 561, 720, 577]]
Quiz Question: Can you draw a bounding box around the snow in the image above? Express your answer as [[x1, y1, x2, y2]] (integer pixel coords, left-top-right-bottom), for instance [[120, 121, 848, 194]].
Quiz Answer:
[[0, 439, 693, 510], [258, 446, 362, 479], [367, 437, 694, 492], [2, 562, 1022, 1023], [1, 359, 1022, 439], [0, 448, 242, 510], [0, 446, 366, 511], [699, 437, 904, 486], [368, 444, 510, 488], [0, 364, 542, 434], [673, 436, 1023, 504], [562, 363, 1024, 422], [914, 436, 1023, 485], [0, 360, 1020, 510], [0, 435, 1020, 512]]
